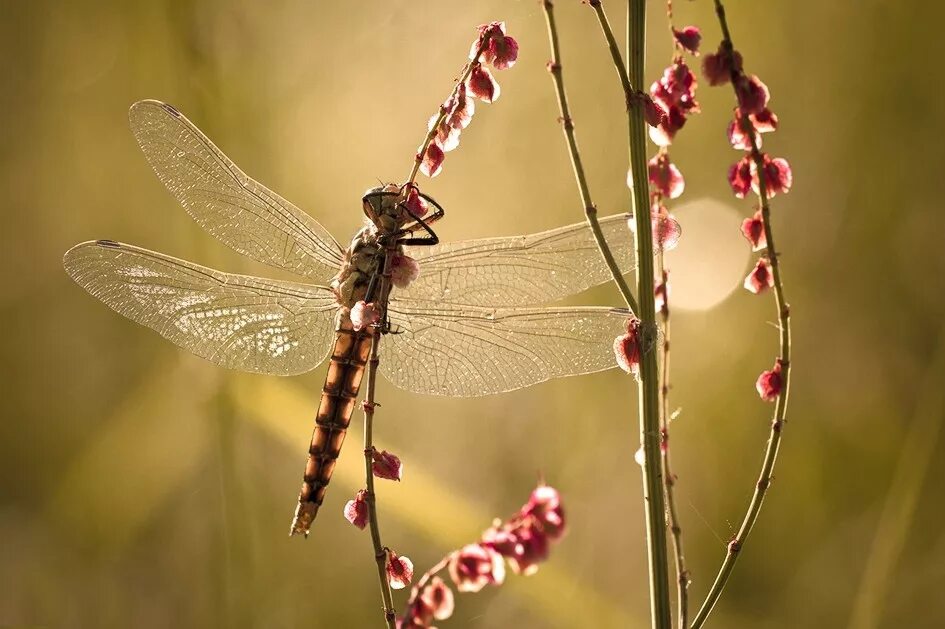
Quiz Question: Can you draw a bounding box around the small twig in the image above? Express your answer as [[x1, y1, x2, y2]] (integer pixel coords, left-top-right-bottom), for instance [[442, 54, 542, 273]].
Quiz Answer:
[[405, 36, 493, 186], [362, 329, 396, 629], [690, 2, 794, 626], [541, 0, 639, 315], [657, 264, 689, 629], [405, 553, 453, 609]]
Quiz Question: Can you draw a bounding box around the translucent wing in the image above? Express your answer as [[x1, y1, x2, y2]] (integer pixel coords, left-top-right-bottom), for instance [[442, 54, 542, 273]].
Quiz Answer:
[[397, 213, 677, 307], [129, 100, 345, 281], [382, 299, 630, 397], [64, 240, 339, 376]]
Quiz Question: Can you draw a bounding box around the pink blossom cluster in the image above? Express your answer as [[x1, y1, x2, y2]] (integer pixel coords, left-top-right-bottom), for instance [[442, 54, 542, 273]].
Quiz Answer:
[[703, 40, 792, 402], [419, 23, 518, 178], [397, 485, 566, 628]]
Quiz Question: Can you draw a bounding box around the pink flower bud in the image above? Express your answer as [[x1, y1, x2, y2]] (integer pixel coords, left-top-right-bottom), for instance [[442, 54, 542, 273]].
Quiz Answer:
[[467, 63, 500, 103], [428, 113, 461, 152], [386, 550, 414, 590], [446, 83, 475, 130], [448, 544, 505, 593], [751, 108, 779, 133], [521, 485, 567, 541], [505, 521, 549, 576], [640, 93, 667, 128], [350, 301, 380, 331], [419, 143, 445, 178], [372, 449, 403, 481], [751, 154, 793, 198], [421, 576, 455, 621], [646, 154, 685, 199], [744, 258, 774, 294], [649, 104, 687, 147], [390, 254, 421, 289], [673, 25, 702, 55], [736, 74, 770, 115], [756, 360, 783, 401], [702, 44, 743, 86], [343, 489, 369, 529], [404, 187, 429, 219], [613, 318, 643, 375], [740, 210, 767, 251], [728, 156, 753, 199], [487, 33, 519, 70]]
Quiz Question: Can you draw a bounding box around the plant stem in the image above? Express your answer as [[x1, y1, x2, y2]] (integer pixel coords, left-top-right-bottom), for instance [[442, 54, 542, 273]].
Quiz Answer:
[[690, 2, 794, 626], [657, 264, 689, 629], [363, 327, 396, 628], [405, 37, 492, 186], [541, 0, 640, 316], [587, 2, 672, 626]]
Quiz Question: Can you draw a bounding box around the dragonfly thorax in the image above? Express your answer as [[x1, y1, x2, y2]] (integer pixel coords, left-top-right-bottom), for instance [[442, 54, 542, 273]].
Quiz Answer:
[[331, 224, 403, 311]]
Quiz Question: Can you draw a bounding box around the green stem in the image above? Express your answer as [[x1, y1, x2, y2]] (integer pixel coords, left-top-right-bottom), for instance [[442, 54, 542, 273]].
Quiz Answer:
[[588, 2, 673, 627], [541, 0, 640, 316], [690, 2, 794, 626]]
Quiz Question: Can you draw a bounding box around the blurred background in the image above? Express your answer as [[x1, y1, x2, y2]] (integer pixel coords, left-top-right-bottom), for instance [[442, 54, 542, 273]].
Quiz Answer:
[[2, 1, 943, 627]]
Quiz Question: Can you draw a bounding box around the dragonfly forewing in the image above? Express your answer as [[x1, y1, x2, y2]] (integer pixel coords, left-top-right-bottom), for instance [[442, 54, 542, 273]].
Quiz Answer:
[[64, 240, 339, 376], [382, 300, 632, 397], [129, 100, 345, 281]]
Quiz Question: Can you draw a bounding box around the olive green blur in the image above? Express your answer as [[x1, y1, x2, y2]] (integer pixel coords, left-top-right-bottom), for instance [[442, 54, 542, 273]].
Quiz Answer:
[[3, 1, 943, 628]]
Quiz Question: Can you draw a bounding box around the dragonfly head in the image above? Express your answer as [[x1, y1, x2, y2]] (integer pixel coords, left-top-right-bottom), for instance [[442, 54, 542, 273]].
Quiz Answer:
[[361, 184, 403, 228]]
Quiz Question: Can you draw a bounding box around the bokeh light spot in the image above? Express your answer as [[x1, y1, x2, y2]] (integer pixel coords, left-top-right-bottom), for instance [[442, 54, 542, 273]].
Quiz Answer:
[[663, 197, 751, 311]]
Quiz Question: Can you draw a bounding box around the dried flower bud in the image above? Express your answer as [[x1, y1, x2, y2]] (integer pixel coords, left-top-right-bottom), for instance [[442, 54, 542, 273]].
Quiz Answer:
[[735, 74, 771, 115], [614, 318, 643, 375], [372, 449, 403, 481], [467, 63, 500, 103], [752, 108, 779, 133], [702, 43, 743, 86], [751, 154, 793, 198], [740, 209, 767, 251], [421, 576, 455, 621], [343, 489, 369, 529], [637, 92, 667, 128], [655, 277, 669, 316], [744, 258, 774, 294], [419, 143, 445, 178], [448, 544, 505, 593], [756, 360, 783, 401], [390, 254, 421, 289], [646, 153, 685, 199], [728, 156, 753, 199], [350, 301, 380, 331], [386, 550, 414, 590], [673, 25, 702, 55], [479, 22, 519, 70]]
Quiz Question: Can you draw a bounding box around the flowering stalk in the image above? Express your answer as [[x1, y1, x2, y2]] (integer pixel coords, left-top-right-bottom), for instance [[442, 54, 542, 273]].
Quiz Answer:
[[690, 1, 794, 626], [399, 485, 566, 627], [584, 1, 673, 626], [652, 2, 701, 625], [402, 22, 517, 187], [541, 0, 639, 316]]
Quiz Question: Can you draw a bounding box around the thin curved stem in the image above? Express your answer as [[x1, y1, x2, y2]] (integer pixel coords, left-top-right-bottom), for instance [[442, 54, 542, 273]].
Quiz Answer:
[[362, 330, 396, 629], [541, 0, 639, 315], [658, 264, 689, 629], [690, 2, 794, 626]]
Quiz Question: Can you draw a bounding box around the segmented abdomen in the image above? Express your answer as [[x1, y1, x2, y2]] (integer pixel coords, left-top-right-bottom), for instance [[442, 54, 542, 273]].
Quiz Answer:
[[290, 322, 373, 536]]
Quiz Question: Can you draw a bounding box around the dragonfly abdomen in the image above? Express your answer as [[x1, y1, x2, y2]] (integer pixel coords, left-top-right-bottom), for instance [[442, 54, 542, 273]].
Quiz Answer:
[[290, 322, 373, 536]]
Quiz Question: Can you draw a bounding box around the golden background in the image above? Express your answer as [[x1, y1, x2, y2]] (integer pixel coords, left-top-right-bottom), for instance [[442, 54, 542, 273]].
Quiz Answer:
[[2, 1, 943, 627]]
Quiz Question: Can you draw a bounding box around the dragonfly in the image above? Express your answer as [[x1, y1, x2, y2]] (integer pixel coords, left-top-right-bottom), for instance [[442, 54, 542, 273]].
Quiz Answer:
[[64, 100, 678, 536]]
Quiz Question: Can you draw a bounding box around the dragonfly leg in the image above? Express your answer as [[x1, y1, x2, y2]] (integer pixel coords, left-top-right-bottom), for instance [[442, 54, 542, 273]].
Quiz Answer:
[[394, 208, 444, 246]]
